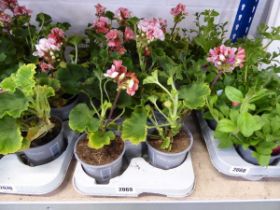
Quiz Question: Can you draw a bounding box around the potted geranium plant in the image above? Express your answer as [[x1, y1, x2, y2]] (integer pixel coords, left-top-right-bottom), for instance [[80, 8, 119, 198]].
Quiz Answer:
[[204, 24, 280, 166], [69, 59, 139, 183], [122, 68, 210, 169], [32, 21, 90, 120], [0, 64, 65, 166]]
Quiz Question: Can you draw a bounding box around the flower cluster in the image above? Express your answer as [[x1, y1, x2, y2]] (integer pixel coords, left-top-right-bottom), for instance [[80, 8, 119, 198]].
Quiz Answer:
[[104, 60, 139, 96], [93, 4, 135, 55], [105, 29, 126, 55], [207, 45, 246, 72], [33, 27, 65, 72], [138, 18, 165, 42], [170, 3, 187, 17], [95, 3, 106, 17], [0, 0, 31, 27], [93, 16, 110, 34], [115, 7, 131, 22]]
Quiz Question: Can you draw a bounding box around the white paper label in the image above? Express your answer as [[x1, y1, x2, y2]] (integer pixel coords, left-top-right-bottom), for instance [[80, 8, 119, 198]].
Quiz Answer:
[[116, 187, 135, 194], [230, 167, 249, 175], [0, 185, 15, 193]]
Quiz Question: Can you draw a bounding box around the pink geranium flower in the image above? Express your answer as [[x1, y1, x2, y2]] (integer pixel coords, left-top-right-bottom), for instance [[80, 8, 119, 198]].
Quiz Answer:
[[104, 60, 127, 80], [105, 29, 126, 55], [115, 7, 132, 21], [39, 62, 54, 73], [138, 18, 165, 42], [124, 72, 139, 96], [33, 38, 60, 58], [170, 3, 187, 17], [159, 18, 167, 32], [0, 12, 11, 27], [105, 60, 139, 96], [93, 16, 110, 34], [124, 27, 135, 41], [48, 27, 65, 47], [95, 3, 106, 16], [207, 45, 246, 72], [0, 0, 17, 10], [13, 5, 31, 16]]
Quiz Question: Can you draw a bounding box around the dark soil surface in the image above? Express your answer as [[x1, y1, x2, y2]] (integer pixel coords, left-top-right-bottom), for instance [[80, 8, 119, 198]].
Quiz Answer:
[[76, 137, 124, 165], [148, 129, 190, 153]]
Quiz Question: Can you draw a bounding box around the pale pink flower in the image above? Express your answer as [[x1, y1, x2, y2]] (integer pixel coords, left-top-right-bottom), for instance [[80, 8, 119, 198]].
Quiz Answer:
[[207, 45, 246, 72], [124, 72, 139, 96], [39, 62, 54, 72], [0, 12, 11, 26], [33, 38, 60, 58], [235, 47, 246, 68], [104, 60, 127, 80], [13, 5, 31, 16], [93, 16, 110, 34], [138, 18, 165, 42], [48, 27, 65, 48], [124, 27, 135, 41], [115, 7, 131, 21], [170, 3, 187, 17], [95, 3, 106, 16]]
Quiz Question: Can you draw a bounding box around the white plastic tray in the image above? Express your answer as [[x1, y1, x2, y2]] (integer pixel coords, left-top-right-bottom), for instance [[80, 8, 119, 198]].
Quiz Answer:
[[196, 112, 280, 181], [73, 153, 195, 197], [0, 122, 78, 195]]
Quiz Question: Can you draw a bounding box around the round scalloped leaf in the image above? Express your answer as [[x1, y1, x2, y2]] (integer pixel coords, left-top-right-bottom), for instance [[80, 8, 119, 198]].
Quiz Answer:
[[0, 90, 28, 119], [0, 116, 23, 154], [121, 109, 147, 144], [69, 103, 99, 133], [88, 130, 115, 149], [0, 64, 36, 97], [179, 83, 210, 109]]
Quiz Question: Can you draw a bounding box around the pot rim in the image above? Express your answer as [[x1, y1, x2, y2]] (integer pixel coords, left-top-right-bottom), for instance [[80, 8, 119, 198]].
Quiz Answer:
[[74, 133, 125, 169], [146, 124, 193, 156], [21, 115, 64, 153]]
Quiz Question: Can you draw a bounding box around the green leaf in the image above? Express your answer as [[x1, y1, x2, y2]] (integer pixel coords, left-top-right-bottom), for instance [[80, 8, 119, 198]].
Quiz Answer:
[[36, 13, 52, 26], [122, 108, 147, 144], [88, 130, 115, 149], [225, 86, 244, 103], [252, 152, 271, 166], [143, 70, 159, 85], [69, 103, 99, 133], [0, 52, 7, 62], [0, 64, 36, 97], [214, 131, 234, 148], [0, 90, 28, 118], [216, 119, 237, 133], [0, 116, 23, 154], [68, 35, 84, 46], [179, 83, 210, 109], [237, 113, 263, 137]]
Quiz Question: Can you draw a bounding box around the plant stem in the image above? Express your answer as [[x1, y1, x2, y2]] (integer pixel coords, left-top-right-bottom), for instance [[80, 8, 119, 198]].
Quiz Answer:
[[211, 71, 223, 90], [147, 124, 170, 129], [157, 82, 173, 99], [81, 91, 101, 118], [244, 65, 248, 84], [103, 80, 111, 102], [74, 44, 78, 64], [170, 21, 178, 38], [108, 89, 121, 122], [263, 40, 273, 49]]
